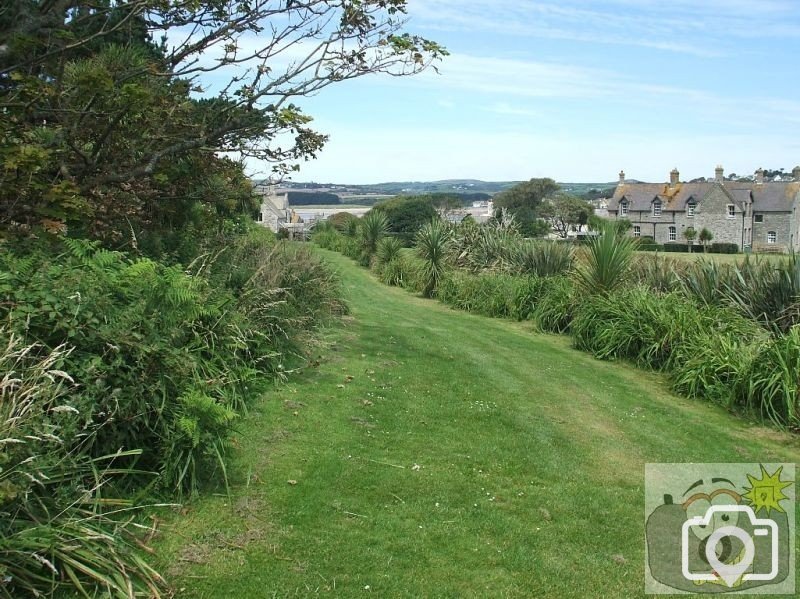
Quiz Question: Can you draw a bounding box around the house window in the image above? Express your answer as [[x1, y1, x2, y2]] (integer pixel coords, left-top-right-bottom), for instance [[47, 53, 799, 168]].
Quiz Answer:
[[727, 204, 735, 219], [620, 200, 628, 216], [767, 231, 777, 244], [257, 212, 263, 222], [633, 225, 641, 237], [652, 199, 662, 217], [669, 226, 676, 241], [686, 200, 696, 217], [754, 214, 764, 223]]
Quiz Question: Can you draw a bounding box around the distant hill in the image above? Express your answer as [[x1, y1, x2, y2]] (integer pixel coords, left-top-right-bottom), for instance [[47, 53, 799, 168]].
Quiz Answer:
[[259, 179, 617, 205]]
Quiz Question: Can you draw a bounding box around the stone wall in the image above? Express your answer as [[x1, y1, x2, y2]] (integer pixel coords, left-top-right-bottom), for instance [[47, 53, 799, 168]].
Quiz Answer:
[[752, 212, 792, 252]]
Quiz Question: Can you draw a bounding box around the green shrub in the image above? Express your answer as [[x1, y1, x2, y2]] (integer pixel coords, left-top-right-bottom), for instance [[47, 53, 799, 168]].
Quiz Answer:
[[709, 242, 739, 254], [436, 272, 543, 320], [0, 332, 167, 598], [509, 240, 574, 277], [571, 286, 763, 373], [662, 243, 690, 252], [0, 238, 344, 497], [532, 276, 577, 333], [328, 211, 359, 233], [631, 253, 684, 293], [745, 328, 800, 427], [671, 333, 763, 412]]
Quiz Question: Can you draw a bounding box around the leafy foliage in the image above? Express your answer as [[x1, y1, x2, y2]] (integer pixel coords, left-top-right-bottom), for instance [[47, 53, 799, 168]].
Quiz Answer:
[[415, 220, 453, 298]]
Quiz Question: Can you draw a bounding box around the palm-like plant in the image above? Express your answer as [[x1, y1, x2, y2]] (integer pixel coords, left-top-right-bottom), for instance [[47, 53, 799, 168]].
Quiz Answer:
[[574, 219, 637, 294], [375, 236, 403, 266], [357, 210, 389, 266], [415, 219, 452, 298]]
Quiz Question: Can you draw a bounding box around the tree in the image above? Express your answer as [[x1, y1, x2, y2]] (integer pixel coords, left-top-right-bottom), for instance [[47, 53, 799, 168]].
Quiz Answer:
[[493, 178, 560, 237], [372, 195, 439, 244], [540, 193, 593, 239], [683, 226, 697, 252], [699, 227, 713, 252], [0, 1, 446, 243]]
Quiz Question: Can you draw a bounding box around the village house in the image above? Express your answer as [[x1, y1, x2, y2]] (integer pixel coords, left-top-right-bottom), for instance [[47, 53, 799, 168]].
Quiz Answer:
[[253, 182, 306, 237], [606, 166, 800, 252]]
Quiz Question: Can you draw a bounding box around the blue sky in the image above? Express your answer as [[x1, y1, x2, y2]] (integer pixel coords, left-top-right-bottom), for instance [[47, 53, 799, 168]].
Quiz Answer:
[[245, 0, 800, 183]]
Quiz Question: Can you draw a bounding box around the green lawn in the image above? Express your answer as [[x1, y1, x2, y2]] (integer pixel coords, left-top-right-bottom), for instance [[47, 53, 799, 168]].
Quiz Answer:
[[634, 250, 788, 264], [154, 249, 800, 598]]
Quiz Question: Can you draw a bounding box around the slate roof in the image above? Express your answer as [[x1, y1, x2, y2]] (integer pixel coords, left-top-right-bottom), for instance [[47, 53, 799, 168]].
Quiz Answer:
[[608, 181, 800, 213]]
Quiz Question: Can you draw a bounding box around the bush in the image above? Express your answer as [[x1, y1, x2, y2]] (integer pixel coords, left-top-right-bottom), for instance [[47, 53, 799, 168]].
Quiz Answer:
[[571, 286, 764, 373], [375, 236, 404, 266], [709, 242, 739, 254], [328, 211, 359, 233], [0, 237, 344, 497], [532, 276, 577, 333], [372, 195, 439, 244], [0, 332, 167, 598], [574, 220, 637, 294], [746, 328, 800, 427], [508, 240, 574, 277], [662, 243, 690, 252], [636, 236, 662, 252], [436, 272, 544, 321]]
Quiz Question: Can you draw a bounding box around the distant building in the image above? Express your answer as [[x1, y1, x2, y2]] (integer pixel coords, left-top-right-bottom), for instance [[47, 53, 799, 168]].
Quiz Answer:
[[254, 183, 306, 237], [605, 166, 800, 252]]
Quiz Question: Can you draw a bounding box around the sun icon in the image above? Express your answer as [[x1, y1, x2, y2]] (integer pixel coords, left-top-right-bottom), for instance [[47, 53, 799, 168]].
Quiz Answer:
[[742, 465, 793, 515]]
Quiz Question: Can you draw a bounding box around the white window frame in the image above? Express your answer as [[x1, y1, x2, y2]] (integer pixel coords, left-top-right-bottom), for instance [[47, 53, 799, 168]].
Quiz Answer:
[[767, 231, 777, 244], [669, 226, 677, 241], [633, 225, 641, 237], [652, 200, 662, 217], [686, 200, 696, 217], [620, 200, 628, 216], [726, 204, 735, 219]]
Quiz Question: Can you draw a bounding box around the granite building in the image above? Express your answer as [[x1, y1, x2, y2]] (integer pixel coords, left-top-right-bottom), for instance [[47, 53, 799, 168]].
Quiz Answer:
[[605, 166, 800, 252]]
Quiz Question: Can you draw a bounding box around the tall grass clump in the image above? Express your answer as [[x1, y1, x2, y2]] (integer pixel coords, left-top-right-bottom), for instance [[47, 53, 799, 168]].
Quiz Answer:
[[574, 220, 637, 294], [572, 284, 767, 375], [436, 272, 544, 320], [532, 276, 577, 333], [745, 328, 800, 428], [0, 332, 167, 598], [509, 240, 574, 277], [415, 220, 452, 298], [631, 253, 684, 292]]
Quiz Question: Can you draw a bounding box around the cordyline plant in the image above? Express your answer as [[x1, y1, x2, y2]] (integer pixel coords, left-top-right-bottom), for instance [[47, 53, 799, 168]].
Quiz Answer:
[[574, 220, 637, 294]]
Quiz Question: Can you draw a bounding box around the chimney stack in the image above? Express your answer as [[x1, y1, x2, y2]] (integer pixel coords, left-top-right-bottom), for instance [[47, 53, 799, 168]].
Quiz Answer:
[[619, 170, 625, 184], [670, 168, 680, 186], [715, 165, 724, 183], [793, 166, 800, 180], [755, 168, 764, 184]]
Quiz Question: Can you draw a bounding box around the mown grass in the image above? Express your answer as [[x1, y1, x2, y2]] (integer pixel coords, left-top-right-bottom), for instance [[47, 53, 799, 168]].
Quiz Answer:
[[635, 250, 787, 264], [154, 248, 800, 598]]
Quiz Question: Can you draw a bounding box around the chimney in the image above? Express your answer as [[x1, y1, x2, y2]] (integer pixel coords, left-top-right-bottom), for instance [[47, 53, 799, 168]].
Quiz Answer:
[[715, 165, 724, 183], [755, 168, 764, 184], [670, 168, 679, 186], [619, 170, 625, 184], [793, 166, 800, 180]]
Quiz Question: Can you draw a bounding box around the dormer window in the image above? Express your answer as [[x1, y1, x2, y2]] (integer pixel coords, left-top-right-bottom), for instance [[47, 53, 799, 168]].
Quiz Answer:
[[652, 199, 662, 217], [619, 199, 629, 216], [686, 199, 696, 217]]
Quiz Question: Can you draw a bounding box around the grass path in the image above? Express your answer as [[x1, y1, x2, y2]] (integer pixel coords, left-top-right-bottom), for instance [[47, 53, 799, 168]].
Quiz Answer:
[[155, 249, 800, 598]]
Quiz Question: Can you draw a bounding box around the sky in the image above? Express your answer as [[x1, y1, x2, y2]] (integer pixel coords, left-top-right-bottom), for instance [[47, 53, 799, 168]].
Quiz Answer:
[[224, 0, 800, 184]]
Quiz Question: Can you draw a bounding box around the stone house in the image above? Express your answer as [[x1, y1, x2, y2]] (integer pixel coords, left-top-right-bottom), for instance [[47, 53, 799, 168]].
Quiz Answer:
[[606, 166, 800, 251]]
